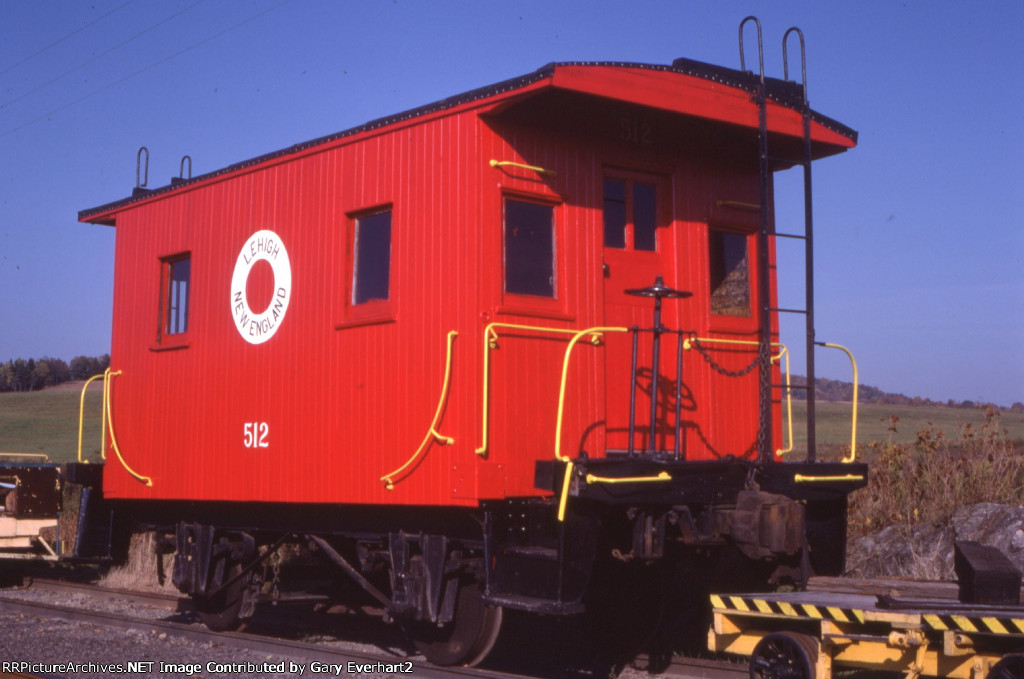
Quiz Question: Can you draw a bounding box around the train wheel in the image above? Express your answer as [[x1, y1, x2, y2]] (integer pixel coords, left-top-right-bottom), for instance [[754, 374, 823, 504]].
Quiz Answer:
[[411, 581, 503, 667], [989, 654, 1024, 679], [749, 632, 819, 679], [193, 563, 245, 632]]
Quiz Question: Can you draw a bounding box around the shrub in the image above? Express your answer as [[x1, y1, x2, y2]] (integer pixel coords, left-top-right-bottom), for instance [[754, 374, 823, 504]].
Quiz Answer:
[[849, 406, 1024, 533]]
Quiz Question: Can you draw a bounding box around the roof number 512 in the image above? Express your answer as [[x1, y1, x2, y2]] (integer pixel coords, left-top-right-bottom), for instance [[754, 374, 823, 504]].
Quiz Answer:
[[244, 422, 269, 448]]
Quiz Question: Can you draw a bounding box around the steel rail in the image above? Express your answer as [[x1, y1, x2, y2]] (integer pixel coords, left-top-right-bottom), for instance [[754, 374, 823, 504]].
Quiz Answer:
[[14, 577, 753, 679], [0, 593, 525, 679]]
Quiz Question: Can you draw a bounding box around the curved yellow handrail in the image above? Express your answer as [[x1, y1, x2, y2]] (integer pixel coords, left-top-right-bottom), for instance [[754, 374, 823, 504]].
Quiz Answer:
[[475, 323, 604, 457], [488, 159, 555, 177], [682, 337, 793, 456], [554, 327, 628, 461], [776, 346, 794, 457], [554, 326, 628, 522], [77, 373, 107, 463], [103, 369, 153, 486], [380, 331, 458, 490], [818, 342, 859, 463]]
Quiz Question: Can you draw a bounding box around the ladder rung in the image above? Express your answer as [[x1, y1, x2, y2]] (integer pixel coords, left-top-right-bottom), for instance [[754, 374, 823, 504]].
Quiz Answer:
[[769, 307, 808, 315], [774, 232, 807, 240]]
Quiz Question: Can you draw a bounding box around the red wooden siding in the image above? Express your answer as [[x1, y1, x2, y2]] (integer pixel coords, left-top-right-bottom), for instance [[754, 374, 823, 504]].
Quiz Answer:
[[84, 63, 853, 506]]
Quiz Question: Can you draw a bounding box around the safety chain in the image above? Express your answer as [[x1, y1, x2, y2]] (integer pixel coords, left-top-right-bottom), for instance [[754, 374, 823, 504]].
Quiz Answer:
[[689, 336, 762, 377], [755, 340, 772, 462]]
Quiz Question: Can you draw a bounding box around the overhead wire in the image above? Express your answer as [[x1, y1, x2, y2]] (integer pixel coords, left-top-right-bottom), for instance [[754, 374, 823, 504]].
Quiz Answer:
[[0, 0, 294, 140], [0, 0, 137, 76], [0, 0, 207, 111]]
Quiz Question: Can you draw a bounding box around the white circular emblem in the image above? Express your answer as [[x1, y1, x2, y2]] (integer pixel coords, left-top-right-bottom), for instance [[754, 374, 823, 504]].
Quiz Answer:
[[230, 229, 292, 344]]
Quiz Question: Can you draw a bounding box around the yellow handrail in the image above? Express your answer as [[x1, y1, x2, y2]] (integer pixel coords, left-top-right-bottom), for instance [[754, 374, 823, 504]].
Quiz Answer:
[[776, 346, 794, 457], [585, 471, 671, 485], [818, 342, 859, 462], [794, 473, 865, 483], [380, 331, 458, 490], [77, 373, 107, 463], [475, 323, 604, 457], [488, 159, 555, 177], [554, 327, 629, 461], [682, 337, 793, 456], [103, 369, 152, 486], [554, 326, 628, 522]]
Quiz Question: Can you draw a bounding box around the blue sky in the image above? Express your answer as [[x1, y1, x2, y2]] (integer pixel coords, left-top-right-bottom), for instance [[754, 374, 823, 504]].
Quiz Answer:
[[1, 1, 1021, 406]]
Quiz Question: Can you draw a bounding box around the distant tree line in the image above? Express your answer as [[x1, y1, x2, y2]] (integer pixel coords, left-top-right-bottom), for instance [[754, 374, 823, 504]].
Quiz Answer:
[[0, 355, 110, 392], [790, 376, 1023, 413]]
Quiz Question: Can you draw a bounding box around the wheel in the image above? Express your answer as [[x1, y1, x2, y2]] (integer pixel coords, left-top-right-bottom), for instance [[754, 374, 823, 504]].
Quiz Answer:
[[749, 632, 819, 679], [193, 563, 245, 632], [410, 581, 503, 667], [989, 654, 1024, 679]]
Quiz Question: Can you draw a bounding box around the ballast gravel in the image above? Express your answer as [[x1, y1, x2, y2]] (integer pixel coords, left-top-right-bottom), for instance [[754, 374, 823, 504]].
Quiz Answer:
[[0, 587, 416, 679]]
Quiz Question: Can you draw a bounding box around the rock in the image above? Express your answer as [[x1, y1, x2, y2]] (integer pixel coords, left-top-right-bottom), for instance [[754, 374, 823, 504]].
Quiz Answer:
[[951, 504, 1024, 576], [845, 503, 1024, 580]]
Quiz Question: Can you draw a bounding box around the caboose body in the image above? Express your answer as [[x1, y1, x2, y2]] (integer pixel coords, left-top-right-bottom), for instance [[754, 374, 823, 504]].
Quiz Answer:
[[6, 38, 867, 667], [81, 59, 855, 504]]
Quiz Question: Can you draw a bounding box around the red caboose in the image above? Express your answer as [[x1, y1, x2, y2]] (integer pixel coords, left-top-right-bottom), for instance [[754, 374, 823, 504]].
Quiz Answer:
[[72, 35, 866, 665]]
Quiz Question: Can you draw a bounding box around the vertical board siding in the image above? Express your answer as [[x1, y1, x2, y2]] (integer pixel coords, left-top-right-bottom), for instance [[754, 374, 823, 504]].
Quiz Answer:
[[99, 65, 810, 504]]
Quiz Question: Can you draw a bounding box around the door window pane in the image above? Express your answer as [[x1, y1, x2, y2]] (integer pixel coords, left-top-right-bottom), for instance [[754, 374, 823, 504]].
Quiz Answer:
[[603, 179, 626, 249], [603, 177, 658, 251], [633, 182, 657, 251]]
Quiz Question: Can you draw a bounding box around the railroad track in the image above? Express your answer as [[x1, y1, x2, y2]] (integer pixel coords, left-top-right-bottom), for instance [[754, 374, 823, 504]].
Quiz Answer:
[[1, 578, 746, 679]]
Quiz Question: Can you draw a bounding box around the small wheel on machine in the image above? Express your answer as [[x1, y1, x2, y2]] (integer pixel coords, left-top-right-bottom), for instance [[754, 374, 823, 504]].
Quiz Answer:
[[410, 580, 503, 667], [749, 631, 819, 679], [989, 654, 1024, 679], [193, 563, 245, 632]]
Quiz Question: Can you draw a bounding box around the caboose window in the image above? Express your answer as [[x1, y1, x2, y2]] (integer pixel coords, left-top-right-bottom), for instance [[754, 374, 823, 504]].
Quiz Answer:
[[352, 209, 392, 305], [603, 178, 658, 251], [504, 198, 555, 298], [163, 254, 191, 336], [708, 229, 750, 316]]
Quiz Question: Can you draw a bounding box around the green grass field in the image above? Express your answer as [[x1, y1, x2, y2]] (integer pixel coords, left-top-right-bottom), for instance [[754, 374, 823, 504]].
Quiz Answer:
[[0, 382, 106, 463], [2, 383, 1022, 465], [779, 399, 1024, 460]]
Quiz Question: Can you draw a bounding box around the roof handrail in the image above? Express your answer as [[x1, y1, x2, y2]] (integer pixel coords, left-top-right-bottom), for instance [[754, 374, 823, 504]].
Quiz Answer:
[[135, 146, 149, 189], [738, 16, 765, 84], [783, 26, 808, 104]]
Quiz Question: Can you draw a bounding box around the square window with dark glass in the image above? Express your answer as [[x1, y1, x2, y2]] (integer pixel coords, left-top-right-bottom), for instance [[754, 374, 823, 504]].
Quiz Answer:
[[504, 198, 555, 298], [708, 229, 750, 317], [163, 255, 190, 336], [352, 210, 392, 305]]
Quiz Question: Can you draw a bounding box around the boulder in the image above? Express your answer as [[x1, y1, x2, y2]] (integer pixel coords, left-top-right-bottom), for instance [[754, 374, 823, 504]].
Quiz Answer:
[[845, 503, 1024, 580]]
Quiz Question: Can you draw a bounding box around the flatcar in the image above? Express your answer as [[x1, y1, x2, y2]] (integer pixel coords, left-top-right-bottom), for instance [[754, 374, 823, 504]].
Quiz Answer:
[[2, 20, 867, 667]]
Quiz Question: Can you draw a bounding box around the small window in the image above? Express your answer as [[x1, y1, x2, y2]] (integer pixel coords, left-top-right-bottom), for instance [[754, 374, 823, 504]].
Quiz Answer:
[[163, 254, 191, 336], [504, 198, 554, 298], [352, 209, 392, 305], [708, 229, 750, 316], [603, 178, 658, 252]]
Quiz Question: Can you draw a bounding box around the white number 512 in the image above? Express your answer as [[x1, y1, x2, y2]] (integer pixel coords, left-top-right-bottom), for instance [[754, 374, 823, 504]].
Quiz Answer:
[[243, 422, 269, 448]]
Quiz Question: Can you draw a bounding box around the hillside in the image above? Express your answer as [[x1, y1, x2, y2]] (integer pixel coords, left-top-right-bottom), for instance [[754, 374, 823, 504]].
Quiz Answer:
[[789, 375, 1023, 412]]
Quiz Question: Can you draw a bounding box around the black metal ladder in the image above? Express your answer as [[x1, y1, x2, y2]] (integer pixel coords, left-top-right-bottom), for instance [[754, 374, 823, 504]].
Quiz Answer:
[[740, 17, 818, 463]]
